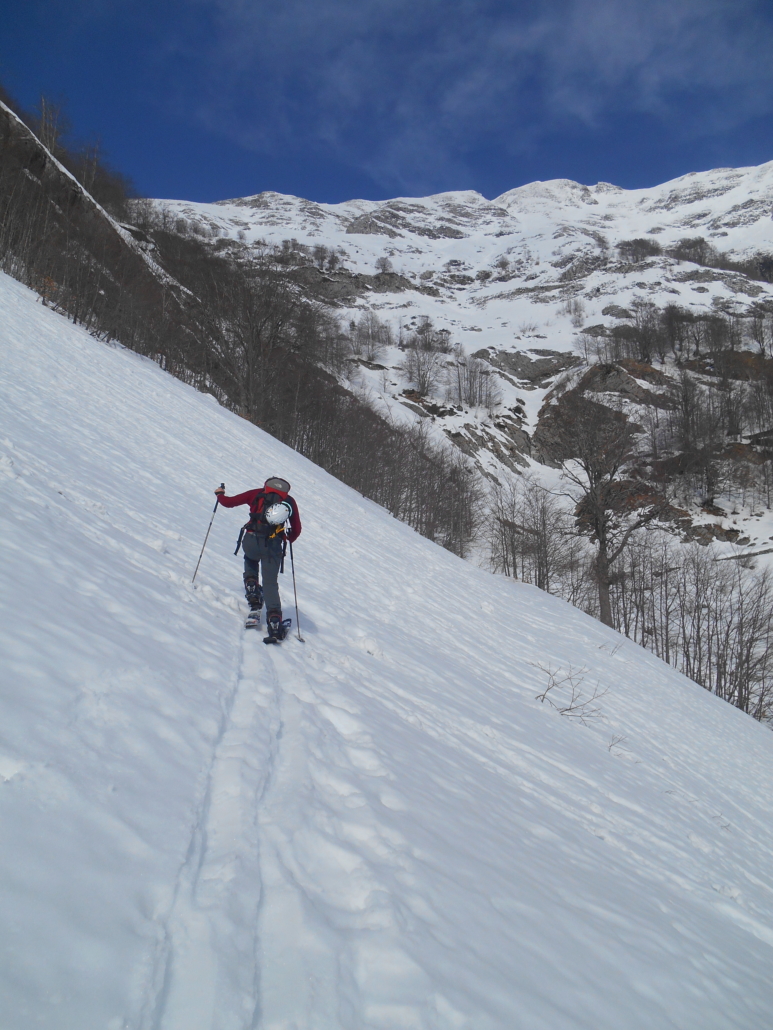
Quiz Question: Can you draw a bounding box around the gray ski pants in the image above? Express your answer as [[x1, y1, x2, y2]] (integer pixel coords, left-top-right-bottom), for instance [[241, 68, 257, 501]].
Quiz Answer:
[[242, 533, 283, 613]]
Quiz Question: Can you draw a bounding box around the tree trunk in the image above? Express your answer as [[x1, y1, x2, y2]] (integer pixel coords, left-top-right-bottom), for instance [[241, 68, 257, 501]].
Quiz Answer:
[[596, 547, 614, 627]]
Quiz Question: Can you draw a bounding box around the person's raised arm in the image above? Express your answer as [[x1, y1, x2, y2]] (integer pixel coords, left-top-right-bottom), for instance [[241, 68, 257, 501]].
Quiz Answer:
[[215, 488, 259, 508]]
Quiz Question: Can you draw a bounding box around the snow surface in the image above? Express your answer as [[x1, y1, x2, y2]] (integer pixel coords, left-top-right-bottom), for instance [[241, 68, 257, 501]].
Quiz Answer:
[[2, 270, 773, 1029]]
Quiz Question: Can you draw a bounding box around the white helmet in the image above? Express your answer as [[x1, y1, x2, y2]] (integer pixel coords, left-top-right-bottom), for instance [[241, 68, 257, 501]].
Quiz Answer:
[[265, 501, 292, 526]]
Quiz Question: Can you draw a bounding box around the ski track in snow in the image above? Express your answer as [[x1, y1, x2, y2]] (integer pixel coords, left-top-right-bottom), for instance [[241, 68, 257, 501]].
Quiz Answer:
[[146, 638, 277, 1030], [155, 625, 475, 1030], [3, 270, 773, 1029]]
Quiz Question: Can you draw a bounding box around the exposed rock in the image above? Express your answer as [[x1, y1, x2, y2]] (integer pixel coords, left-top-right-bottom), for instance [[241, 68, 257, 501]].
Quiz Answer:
[[580, 363, 674, 409], [475, 348, 582, 386], [287, 266, 417, 304], [346, 205, 468, 240], [447, 422, 530, 473], [673, 267, 765, 297], [528, 407, 564, 468], [399, 398, 431, 418], [400, 390, 456, 418], [684, 523, 750, 546], [601, 304, 633, 318], [490, 412, 533, 467], [346, 213, 401, 238], [615, 359, 672, 387]]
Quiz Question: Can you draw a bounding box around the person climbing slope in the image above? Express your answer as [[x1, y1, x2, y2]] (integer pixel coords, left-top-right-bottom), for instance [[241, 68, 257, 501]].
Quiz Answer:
[[214, 476, 302, 641]]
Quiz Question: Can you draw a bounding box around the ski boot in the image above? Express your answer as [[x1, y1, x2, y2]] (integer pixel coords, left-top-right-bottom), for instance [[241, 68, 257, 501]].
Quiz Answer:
[[244, 579, 263, 630], [264, 609, 291, 645]]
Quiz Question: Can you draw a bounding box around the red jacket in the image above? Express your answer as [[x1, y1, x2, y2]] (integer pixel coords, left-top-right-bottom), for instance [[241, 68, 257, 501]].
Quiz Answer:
[[217, 488, 302, 543]]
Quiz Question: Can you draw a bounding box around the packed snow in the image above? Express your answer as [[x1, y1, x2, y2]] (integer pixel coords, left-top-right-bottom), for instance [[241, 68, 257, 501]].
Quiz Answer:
[[2, 270, 773, 1029]]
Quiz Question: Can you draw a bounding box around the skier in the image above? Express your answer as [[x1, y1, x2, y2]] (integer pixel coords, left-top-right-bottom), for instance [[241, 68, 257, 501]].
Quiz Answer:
[[214, 477, 302, 641]]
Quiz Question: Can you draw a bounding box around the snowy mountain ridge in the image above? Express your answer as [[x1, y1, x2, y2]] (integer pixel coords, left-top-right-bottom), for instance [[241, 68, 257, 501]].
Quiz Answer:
[[156, 161, 773, 555], [208, 160, 773, 256], [163, 161, 773, 335], [2, 268, 773, 1028], [156, 160, 773, 395]]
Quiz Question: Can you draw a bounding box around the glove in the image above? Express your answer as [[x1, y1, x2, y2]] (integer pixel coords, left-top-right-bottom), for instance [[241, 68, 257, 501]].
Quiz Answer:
[[214, 485, 225, 496]]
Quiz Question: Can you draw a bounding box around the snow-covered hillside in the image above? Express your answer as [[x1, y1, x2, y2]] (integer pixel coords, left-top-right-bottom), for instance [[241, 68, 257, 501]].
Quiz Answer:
[[2, 270, 773, 1029], [156, 163, 773, 539], [161, 161, 773, 357]]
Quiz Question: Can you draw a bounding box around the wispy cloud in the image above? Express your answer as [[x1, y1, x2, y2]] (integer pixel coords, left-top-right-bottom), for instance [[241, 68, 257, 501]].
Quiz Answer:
[[157, 0, 773, 193]]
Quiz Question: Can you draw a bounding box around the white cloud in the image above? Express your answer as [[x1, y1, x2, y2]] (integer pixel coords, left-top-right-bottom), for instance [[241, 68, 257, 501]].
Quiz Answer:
[[159, 0, 773, 192]]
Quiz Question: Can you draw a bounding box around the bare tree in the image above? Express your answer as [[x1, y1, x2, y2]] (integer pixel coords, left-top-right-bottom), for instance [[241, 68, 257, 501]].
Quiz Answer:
[[399, 318, 449, 396], [36, 95, 69, 154], [489, 474, 583, 593], [551, 393, 662, 626], [748, 304, 773, 358], [445, 345, 500, 412], [348, 311, 392, 362], [402, 344, 442, 396], [559, 297, 586, 328]]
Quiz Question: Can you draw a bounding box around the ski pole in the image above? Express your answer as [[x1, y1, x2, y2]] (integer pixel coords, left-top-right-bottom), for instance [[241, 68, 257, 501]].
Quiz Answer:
[[289, 538, 305, 642], [192, 483, 224, 584]]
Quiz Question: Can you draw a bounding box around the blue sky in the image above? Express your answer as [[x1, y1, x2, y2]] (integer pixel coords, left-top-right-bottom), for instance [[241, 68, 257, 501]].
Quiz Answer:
[[2, 0, 773, 203]]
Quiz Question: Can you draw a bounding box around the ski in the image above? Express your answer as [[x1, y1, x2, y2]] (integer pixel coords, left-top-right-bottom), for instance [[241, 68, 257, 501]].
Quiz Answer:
[[245, 608, 262, 629], [263, 618, 292, 645]]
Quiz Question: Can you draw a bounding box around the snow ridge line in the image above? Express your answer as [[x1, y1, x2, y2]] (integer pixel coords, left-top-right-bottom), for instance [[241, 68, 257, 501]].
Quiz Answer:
[[141, 630, 282, 1030]]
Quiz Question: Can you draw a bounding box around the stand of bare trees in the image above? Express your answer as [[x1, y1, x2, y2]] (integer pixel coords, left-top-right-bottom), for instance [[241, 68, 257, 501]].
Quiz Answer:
[[445, 344, 500, 412], [608, 534, 773, 719], [489, 474, 586, 595], [489, 474, 773, 722], [398, 317, 451, 396], [348, 311, 393, 362]]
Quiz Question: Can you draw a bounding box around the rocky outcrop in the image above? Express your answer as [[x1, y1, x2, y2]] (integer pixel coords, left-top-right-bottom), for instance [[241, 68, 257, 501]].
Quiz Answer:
[[446, 419, 531, 474], [475, 348, 582, 387], [345, 213, 402, 238], [286, 266, 419, 304], [346, 205, 467, 240], [580, 363, 674, 409]]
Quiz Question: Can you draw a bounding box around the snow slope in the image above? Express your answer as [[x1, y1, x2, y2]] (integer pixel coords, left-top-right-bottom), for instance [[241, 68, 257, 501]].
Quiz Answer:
[[159, 161, 773, 356], [2, 270, 773, 1029]]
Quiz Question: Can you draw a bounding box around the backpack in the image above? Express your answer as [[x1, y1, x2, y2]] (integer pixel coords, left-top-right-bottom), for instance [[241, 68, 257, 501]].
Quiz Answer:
[[234, 489, 292, 555]]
